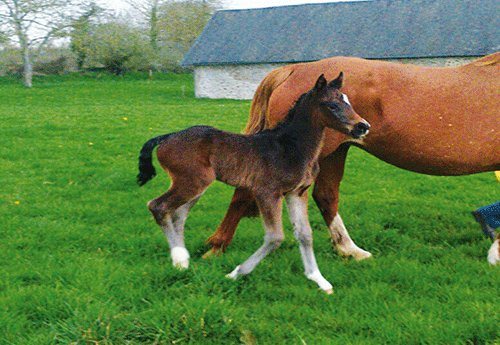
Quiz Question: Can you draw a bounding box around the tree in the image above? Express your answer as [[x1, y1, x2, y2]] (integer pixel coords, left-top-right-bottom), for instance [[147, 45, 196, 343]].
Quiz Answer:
[[0, 0, 93, 87], [163, 2, 214, 49], [0, 30, 7, 44], [78, 21, 148, 75], [70, 3, 103, 70], [126, 0, 162, 52], [128, 0, 218, 69]]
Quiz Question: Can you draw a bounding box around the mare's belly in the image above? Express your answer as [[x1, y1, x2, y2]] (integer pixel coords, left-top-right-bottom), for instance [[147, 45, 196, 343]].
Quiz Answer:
[[363, 137, 500, 176]]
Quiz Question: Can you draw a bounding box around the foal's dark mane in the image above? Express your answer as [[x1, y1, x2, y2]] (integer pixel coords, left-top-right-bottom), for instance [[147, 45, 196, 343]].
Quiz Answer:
[[256, 89, 312, 136]]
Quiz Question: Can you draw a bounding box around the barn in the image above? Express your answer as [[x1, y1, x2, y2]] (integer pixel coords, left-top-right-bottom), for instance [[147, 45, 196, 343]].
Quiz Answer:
[[182, 0, 500, 100]]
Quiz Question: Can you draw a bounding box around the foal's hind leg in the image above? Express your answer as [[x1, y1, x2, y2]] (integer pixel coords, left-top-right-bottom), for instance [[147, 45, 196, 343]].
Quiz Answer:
[[148, 180, 208, 269], [286, 193, 333, 294], [226, 193, 284, 279], [168, 197, 201, 268]]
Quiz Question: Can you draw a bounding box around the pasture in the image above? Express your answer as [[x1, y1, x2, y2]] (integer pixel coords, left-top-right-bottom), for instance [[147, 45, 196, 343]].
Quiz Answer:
[[1, 73, 500, 344]]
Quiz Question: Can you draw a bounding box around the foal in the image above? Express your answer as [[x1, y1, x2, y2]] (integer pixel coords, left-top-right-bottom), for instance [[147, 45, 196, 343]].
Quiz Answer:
[[137, 73, 370, 293]]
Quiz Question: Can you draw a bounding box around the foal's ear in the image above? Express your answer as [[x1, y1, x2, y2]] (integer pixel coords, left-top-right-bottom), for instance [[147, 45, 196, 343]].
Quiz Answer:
[[329, 72, 344, 89], [314, 74, 328, 91]]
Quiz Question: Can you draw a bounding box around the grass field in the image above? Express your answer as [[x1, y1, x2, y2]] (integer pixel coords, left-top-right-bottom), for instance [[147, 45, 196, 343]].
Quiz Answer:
[[1, 73, 500, 344]]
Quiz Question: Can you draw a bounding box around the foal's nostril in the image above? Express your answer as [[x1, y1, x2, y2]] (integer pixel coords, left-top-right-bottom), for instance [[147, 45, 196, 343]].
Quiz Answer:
[[352, 122, 370, 138], [360, 122, 370, 132]]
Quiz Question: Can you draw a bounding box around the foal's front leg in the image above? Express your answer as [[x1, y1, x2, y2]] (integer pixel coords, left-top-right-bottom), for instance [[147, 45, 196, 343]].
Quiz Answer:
[[286, 193, 333, 294], [226, 193, 285, 279]]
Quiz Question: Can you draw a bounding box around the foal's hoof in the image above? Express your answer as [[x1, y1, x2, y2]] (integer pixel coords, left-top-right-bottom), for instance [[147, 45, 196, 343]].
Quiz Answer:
[[171, 247, 190, 269], [488, 240, 500, 265], [324, 288, 334, 295], [307, 270, 334, 294], [226, 265, 241, 279]]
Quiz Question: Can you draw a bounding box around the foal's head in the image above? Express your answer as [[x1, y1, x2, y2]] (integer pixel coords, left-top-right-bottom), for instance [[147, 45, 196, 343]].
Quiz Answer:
[[309, 73, 370, 139]]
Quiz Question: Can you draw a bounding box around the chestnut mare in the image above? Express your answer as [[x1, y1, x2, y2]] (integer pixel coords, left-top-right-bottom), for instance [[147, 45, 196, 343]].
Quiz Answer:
[[137, 74, 370, 293], [205, 52, 500, 263]]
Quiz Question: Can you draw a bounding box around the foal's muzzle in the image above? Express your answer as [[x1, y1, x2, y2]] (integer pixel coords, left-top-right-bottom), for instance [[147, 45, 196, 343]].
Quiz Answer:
[[350, 122, 370, 139]]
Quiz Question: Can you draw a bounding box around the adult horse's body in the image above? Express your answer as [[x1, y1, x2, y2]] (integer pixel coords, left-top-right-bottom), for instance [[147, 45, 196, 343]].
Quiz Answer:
[[205, 52, 500, 261]]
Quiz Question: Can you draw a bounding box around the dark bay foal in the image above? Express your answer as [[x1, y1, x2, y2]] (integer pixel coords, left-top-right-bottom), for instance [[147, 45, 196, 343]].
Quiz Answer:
[[137, 73, 370, 293]]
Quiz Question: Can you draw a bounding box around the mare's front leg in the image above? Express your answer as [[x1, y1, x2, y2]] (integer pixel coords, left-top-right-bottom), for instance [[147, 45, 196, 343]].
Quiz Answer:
[[313, 146, 372, 260], [203, 188, 256, 258], [226, 193, 284, 278], [286, 192, 333, 294]]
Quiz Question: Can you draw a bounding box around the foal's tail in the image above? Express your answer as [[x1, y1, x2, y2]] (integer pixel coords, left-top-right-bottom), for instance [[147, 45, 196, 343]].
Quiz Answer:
[[244, 66, 294, 134], [137, 134, 171, 186]]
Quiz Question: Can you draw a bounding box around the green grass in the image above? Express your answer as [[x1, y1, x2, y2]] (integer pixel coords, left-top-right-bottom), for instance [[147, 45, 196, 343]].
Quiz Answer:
[[1, 72, 500, 344]]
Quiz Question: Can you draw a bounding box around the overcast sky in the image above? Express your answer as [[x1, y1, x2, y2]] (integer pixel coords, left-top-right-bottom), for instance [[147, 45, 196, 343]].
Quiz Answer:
[[97, 0, 365, 13]]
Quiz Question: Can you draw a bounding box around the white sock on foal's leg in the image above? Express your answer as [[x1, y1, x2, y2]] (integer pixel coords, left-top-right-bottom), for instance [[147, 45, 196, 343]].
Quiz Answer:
[[164, 201, 200, 270], [171, 246, 190, 269], [226, 265, 241, 279], [306, 270, 333, 294], [286, 194, 334, 294]]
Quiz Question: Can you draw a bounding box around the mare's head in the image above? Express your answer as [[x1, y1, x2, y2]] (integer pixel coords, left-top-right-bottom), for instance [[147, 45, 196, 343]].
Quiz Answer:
[[310, 73, 370, 139]]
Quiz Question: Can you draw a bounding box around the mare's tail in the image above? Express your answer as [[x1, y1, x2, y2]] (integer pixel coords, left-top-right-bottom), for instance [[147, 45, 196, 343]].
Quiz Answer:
[[244, 65, 295, 134], [137, 134, 171, 186]]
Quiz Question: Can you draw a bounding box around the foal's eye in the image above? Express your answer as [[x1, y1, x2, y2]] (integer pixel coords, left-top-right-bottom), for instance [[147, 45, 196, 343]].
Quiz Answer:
[[324, 101, 340, 111]]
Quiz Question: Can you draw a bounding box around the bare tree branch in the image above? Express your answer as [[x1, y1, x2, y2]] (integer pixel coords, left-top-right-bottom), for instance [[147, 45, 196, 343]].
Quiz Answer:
[[0, 0, 94, 86]]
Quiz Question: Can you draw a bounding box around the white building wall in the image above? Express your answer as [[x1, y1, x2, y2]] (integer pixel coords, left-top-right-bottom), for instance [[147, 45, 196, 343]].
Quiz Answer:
[[193, 57, 480, 100], [193, 63, 286, 100], [387, 56, 479, 67]]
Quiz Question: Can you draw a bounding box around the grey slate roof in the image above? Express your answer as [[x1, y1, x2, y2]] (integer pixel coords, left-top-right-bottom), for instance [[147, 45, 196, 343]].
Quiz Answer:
[[182, 0, 500, 66]]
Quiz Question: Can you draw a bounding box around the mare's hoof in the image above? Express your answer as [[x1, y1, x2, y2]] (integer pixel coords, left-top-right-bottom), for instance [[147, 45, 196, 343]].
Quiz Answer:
[[335, 242, 373, 261], [202, 247, 224, 259], [354, 250, 373, 261]]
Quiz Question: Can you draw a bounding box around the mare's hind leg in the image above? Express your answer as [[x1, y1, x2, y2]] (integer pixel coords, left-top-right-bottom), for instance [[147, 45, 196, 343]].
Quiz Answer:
[[313, 148, 372, 260], [148, 180, 208, 269], [203, 188, 257, 258], [226, 193, 284, 279], [286, 192, 333, 294]]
